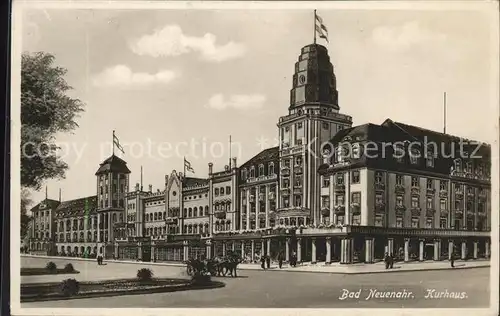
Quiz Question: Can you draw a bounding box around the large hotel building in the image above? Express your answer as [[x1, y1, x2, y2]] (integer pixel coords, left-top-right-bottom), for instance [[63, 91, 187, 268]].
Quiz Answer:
[[27, 43, 491, 264]]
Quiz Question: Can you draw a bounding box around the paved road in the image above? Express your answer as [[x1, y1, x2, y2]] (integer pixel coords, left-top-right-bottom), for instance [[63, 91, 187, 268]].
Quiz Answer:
[[21, 257, 490, 308]]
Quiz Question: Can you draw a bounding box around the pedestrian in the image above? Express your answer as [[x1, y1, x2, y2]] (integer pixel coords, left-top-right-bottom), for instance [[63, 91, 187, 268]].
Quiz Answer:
[[384, 252, 389, 269], [278, 251, 284, 269], [266, 255, 271, 269], [389, 253, 394, 269], [450, 251, 455, 268], [260, 255, 266, 270]]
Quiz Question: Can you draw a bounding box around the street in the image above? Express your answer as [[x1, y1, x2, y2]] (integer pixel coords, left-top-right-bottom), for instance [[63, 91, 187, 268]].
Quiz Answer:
[[21, 256, 490, 308]]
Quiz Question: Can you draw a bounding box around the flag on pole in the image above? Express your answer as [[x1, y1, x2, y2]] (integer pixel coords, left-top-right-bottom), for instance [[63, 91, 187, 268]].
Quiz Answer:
[[113, 131, 125, 154], [184, 158, 195, 173], [315, 11, 329, 43]]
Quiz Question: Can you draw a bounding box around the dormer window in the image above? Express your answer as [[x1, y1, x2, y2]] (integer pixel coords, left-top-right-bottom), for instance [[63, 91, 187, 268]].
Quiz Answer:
[[269, 162, 275, 175], [250, 166, 255, 178], [352, 143, 361, 159], [258, 164, 264, 176], [336, 146, 344, 163], [241, 168, 247, 180], [393, 143, 404, 163], [425, 149, 435, 167], [410, 149, 420, 165]]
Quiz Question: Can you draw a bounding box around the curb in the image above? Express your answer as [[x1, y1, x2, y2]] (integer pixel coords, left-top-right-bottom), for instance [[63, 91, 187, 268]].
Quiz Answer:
[[22, 255, 490, 275], [21, 281, 225, 303]]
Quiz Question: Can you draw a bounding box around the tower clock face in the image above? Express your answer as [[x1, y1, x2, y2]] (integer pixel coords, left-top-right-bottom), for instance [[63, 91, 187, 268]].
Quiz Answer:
[[299, 75, 306, 84]]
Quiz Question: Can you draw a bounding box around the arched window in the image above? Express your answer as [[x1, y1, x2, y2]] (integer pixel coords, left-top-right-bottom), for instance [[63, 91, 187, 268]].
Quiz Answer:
[[226, 221, 231, 231], [188, 225, 193, 234], [250, 166, 255, 178], [184, 225, 187, 233], [205, 223, 209, 233], [193, 225, 197, 234], [154, 213, 158, 221], [205, 206, 209, 215], [119, 213, 123, 222], [241, 168, 247, 180], [259, 164, 264, 176], [199, 207, 203, 217], [163, 211, 166, 219], [154, 227, 158, 236], [87, 231, 92, 241], [269, 162, 275, 175], [194, 207, 198, 217], [112, 213, 117, 223], [188, 208, 192, 217], [183, 208, 187, 217], [79, 232, 84, 241]]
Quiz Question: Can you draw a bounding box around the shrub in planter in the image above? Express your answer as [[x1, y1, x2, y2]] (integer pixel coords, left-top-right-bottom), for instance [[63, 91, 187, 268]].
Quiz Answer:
[[60, 278, 79, 296], [136, 268, 153, 283], [63, 263, 75, 273], [45, 261, 57, 272]]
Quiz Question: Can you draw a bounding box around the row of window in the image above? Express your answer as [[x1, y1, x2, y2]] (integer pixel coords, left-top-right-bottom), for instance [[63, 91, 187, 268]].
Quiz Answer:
[[214, 186, 231, 196], [241, 162, 276, 180]]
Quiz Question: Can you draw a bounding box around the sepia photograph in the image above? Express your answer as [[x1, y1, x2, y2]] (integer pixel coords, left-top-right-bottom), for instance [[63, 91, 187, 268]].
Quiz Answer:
[[11, 1, 499, 315]]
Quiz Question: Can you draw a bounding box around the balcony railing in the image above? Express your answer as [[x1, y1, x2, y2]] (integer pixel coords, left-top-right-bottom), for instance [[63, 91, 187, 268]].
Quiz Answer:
[[293, 187, 302, 194], [455, 191, 464, 199], [259, 193, 265, 201], [294, 166, 303, 174], [375, 202, 386, 213], [165, 217, 178, 225], [281, 188, 290, 196]]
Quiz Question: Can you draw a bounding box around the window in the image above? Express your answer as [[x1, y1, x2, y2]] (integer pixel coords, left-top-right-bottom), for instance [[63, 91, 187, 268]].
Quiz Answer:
[[454, 159, 462, 172], [295, 156, 303, 166], [250, 167, 255, 178], [215, 188, 219, 196], [396, 195, 404, 206], [345, 213, 358, 226], [425, 218, 433, 228], [283, 179, 290, 188], [426, 197, 433, 209], [426, 150, 435, 167], [454, 201, 462, 210], [375, 193, 384, 205], [322, 176, 330, 188], [351, 192, 361, 204], [396, 217, 404, 228], [439, 180, 447, 191], [440, 217, 447, 228], [352, 171, 360, 183], [455, 184, 463, 194], [426, 179, 433, 190], [322, 122, 328, 130], [284, 159, 291, 168], [410, 149, 420, 164], [241, 169, 247, 180], [374, 215, 384, 227], [375, 171, 384, 183], [259, 164, 264, 176], [226, 186, 231, 195], [336, 146, 344, 163], [220, 187, 225, 195], [411, 177, 419, 187], [335, 195, 344, 205], [396, 175, 404, 185], [411, 196, 419, 208], [336, 174, 344, 185], [411, 217, 420, 228], [269, 163, 275, 175], [394, 144, 404, 163], [294, 195, 302, 207], [352, 143, 361, 159]]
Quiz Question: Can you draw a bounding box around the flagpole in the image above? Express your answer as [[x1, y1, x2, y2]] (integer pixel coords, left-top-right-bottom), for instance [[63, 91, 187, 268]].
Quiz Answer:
[[112, 130, 115, 156], [313, 10, 317, 44], [229, 135, 232, 168], [183, 157, 186, 180]]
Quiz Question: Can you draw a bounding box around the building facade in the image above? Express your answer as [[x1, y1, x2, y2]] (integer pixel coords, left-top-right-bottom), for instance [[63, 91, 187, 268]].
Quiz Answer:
[[28, 43, 492, 264]]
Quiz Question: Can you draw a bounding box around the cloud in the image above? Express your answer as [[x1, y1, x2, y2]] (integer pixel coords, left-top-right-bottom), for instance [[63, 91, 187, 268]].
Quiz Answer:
[[205, 94, 266, 110], [130, 25, 246, 62], [371, 21, 447, 52], [92, 65, 177, 87]]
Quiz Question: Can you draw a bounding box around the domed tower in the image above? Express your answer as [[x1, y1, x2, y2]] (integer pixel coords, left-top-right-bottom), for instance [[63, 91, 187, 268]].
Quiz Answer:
[[95, 154, 131, 257], [277, 43, 353, 226]]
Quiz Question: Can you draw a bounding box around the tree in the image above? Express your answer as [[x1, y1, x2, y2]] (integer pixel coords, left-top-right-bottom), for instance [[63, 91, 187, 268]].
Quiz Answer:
[[21, 52, 85, 191], [20, 187, 32, 240]]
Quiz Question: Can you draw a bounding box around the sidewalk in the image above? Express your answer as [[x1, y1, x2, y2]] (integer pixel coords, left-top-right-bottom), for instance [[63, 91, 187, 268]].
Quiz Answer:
[[21, 254, 490, 275]]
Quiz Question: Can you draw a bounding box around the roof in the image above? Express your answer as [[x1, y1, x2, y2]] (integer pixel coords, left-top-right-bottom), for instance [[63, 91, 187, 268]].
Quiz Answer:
[[55, 195, 98, 216], [240, 146, 279, 169], [29, 198, 60, 212], [183, 177, 208, 188], [95, 154, 131, 175]]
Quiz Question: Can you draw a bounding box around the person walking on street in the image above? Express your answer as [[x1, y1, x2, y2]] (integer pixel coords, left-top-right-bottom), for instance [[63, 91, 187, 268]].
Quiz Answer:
[[278, 251, 284, 269], [266, 255, 271, 269], [260, 255, 266, 270], [450, 251, 455, 268], [384, 252, 389, 269], [389, 253, 394, 269]]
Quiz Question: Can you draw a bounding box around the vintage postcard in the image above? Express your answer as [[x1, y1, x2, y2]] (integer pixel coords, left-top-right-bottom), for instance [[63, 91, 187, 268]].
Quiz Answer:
[[10, 1, 499, 315]]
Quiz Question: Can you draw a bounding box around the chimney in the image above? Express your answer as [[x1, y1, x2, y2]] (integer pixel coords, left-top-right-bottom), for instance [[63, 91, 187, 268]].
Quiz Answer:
[[135, 183, 140, 191], [232, 157, 237, 169], [208, 162, 213, 175], [149, 184, 153, 192]]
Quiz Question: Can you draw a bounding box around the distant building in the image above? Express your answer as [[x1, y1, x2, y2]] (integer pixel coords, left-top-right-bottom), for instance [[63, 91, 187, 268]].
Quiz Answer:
[[28, 43, 491, 264]]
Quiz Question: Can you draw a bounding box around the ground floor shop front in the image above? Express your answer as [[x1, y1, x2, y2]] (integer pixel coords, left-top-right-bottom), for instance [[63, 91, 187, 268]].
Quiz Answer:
[[111, 227, 491, 264]]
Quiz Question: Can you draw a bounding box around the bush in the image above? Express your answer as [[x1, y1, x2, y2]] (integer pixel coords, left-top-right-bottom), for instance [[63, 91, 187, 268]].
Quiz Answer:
[[63, 263, 75, 273], [59, 278, 79, 296], [45, 261, 57, 271], [136, 268, 153, 282]]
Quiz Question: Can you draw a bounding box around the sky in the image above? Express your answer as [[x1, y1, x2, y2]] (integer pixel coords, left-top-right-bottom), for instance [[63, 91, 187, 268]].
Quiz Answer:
[[19, 4, 498, 204]]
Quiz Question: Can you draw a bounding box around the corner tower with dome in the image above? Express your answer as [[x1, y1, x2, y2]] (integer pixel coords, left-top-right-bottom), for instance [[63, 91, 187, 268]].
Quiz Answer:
[[277, 43, 353, 227]]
